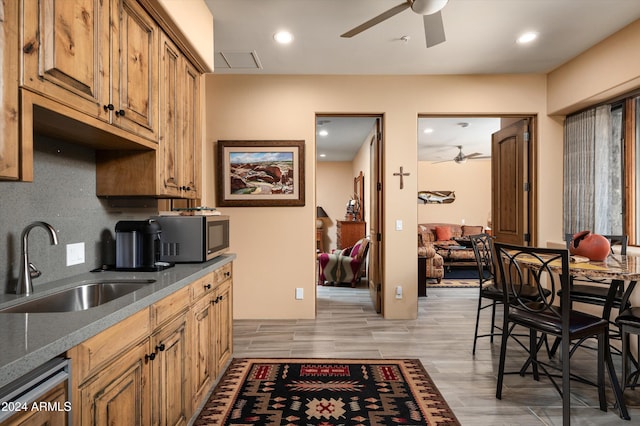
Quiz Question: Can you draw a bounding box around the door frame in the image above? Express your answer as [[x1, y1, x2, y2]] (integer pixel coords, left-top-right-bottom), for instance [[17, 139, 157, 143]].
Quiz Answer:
[[315, 113, 385, 314]]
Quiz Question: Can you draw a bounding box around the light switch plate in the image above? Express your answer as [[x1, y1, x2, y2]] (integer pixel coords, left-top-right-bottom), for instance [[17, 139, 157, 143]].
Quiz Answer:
[[295, 288, 304, 300], [66, 242, 85, 266]]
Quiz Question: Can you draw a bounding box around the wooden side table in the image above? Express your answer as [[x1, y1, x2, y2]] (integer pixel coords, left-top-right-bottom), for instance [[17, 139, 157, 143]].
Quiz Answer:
[[336, 220, 365, 249], [316, 228, 324, 252]]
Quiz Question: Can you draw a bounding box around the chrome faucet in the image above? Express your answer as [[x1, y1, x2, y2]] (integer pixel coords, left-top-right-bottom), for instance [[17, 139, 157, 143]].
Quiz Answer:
[[16, 221, 59, 295]]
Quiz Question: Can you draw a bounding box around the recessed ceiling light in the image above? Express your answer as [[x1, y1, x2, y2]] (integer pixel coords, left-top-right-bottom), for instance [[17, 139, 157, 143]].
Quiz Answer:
[[319, 154, 326, 158], [318, 129, 328, 137], [423, 128, 434, 134], [274, 30, 294, 44], [517, 31, 538, 44]]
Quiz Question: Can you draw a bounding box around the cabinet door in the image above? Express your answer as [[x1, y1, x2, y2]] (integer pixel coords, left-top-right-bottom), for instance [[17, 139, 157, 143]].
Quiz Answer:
[[179, 58, 201, 198], [78, 340, 151, 426], [21, 0, 110, 122], [1, 0, 19, 180], [191, 294, 215, 410], [111, 0, 158, 141], [151, 313, 190, 426], [214, 279, 233, 373], [158, 32, 181, 197]]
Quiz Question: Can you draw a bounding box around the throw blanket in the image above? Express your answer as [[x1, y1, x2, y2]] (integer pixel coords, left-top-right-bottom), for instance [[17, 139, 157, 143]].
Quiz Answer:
[[318, 249, 360, 283]]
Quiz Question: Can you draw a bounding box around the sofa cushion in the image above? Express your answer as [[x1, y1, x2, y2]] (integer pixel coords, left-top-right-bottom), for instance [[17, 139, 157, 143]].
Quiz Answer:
[[434, 226, 453, 241], [462, 225, 484, 236]]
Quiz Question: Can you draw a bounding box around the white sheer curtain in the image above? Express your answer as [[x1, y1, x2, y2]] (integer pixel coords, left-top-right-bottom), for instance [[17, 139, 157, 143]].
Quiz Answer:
[[564, 105, 622, 236]]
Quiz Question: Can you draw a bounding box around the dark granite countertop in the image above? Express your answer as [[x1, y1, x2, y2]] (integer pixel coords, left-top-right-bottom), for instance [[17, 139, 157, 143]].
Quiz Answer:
[[0, 254, 235, 390]]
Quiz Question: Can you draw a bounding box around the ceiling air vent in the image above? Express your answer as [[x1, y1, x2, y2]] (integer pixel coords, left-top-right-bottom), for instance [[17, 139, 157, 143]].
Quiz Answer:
[[215, 51, 263, 69]]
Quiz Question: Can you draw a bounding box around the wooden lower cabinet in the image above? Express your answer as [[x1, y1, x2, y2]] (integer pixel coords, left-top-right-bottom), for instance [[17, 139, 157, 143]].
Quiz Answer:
[[151, 313, 190, 426], [190, 271, 233, 412], [214, 279, 233, 373], [77, 340, 150, 426], [68, 263, 232, 426]]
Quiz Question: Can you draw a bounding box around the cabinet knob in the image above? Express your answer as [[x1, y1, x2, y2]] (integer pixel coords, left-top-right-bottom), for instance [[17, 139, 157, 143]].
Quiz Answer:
[[145, 353, 156, 362], [115, 109, 125, 117], [224, 272, 231, 277], [156, 343, 166, 352], [204, 283, 211, 290], [103, 104, 114, 112]]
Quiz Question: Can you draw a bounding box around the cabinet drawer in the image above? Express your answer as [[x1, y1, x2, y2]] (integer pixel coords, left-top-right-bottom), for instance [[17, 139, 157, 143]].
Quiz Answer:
[[213, 263, 232, 286], [190, 272, 215, 302], [150, 286, 189, 328], [68, 307, 150, 383]]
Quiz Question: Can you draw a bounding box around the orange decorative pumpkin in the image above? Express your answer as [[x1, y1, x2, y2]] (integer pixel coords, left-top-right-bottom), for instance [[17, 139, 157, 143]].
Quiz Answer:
[[569, 231, 611, 261]]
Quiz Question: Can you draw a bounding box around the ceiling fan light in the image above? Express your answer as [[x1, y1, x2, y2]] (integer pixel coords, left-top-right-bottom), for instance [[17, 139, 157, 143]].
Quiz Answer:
[[412, 0, 449, 15]]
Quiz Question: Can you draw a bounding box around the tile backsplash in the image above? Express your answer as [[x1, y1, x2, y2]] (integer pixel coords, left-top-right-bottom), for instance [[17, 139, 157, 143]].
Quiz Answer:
[[0, 134, 157, 294]]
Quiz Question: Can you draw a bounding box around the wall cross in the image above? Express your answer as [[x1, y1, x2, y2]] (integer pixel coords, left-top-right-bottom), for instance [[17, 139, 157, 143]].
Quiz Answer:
[[393, 166, 410, 190]]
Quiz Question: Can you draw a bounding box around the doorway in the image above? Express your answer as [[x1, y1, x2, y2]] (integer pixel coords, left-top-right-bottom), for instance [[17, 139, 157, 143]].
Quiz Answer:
[[315, 114, 384, 313], [418, 115, 537, 247]]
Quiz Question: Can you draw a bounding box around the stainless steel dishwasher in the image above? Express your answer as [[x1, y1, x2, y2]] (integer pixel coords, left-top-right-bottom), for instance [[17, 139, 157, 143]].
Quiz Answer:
[[0, 357, 71, 424]]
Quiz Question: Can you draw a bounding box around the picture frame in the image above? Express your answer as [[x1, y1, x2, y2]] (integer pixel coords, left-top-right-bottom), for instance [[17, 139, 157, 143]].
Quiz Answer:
[[217, 140, 305, 207]]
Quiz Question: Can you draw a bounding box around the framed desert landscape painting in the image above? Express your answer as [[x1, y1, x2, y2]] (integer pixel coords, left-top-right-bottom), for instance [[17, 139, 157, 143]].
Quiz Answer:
[[217, 140, 305, 207]]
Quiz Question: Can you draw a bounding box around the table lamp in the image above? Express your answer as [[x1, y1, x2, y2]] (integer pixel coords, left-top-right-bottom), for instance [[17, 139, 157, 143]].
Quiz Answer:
[[316, 206, 328, 228]]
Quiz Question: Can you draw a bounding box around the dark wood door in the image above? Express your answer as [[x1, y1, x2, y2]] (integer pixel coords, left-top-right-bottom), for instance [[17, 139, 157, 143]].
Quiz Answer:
[[369, 119, 383, 313], [491, 119, 530, 245]]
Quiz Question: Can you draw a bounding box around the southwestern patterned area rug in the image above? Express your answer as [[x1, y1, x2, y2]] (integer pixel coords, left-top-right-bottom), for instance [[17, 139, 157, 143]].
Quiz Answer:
[[427, 279, 479, 288], [194, 358, 460, 426]]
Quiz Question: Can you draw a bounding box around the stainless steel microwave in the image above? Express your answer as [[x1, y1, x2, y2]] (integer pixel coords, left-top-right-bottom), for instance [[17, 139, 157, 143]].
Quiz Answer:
[[152, 215, 230, 263]]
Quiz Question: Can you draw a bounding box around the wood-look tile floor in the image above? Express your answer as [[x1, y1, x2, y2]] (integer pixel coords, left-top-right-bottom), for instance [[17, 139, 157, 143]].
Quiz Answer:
[[232, 282, 640, 425]]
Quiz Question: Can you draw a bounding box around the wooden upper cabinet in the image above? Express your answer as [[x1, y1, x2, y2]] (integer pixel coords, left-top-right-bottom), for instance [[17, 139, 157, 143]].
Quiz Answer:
[[180, 58, 201, 198], [0, 0, 19, 180], [158, 32, 201, 198], [20, 0, 158, 142], [21, 0, 110, 121], [159, 32, 181, 196], [111, 0, 158, 141]]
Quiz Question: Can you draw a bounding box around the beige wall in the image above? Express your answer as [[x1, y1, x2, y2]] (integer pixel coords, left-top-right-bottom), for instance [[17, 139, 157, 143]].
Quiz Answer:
[[204, 73, 560, 319], [316, 162, 354, 252], [547, 19, 640, 115], [417, 160, 491, 227]]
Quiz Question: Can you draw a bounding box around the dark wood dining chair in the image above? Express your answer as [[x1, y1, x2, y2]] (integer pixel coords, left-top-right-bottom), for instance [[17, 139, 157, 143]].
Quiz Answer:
[[494, 243, 612, 426]]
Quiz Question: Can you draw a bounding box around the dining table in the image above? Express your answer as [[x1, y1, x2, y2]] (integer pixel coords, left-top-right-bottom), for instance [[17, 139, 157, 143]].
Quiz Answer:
[[534, 253, 640, 420]]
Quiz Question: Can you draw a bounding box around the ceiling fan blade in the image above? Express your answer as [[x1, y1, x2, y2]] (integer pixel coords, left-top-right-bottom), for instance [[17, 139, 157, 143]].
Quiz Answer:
[[423, 11, 446, 47], [341, 2, 410, 38], [468, 155, 491, 160], [465, 152, 483, 158]]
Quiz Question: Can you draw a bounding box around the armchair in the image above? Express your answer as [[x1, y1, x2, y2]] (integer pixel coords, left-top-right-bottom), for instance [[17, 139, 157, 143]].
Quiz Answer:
[[318, 238, 369, 287]]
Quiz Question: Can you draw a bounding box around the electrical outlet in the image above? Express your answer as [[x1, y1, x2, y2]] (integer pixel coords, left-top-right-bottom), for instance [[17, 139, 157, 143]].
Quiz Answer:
[[395, 286, 403, 299], [295, 288, 304, 300], [66, 242, 85, 266]]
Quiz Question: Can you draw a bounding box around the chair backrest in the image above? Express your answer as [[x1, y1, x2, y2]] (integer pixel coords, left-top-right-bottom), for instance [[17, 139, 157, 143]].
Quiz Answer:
[[469, 233, 495, 288], [493, 242, 571, 323], [351, 238, 369, 261], [565, 233, 628, 255]]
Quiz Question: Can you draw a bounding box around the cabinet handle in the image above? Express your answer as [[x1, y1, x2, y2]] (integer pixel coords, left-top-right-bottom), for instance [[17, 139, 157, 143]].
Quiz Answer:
[[145, 353, 156, 362], [115, 109, 125, 116], [204, 283, 211, 290], [212, 296, 220, 304], [224, 272, 231, 277], [156, 343, 166, 352], [103, 104, 114, 112]]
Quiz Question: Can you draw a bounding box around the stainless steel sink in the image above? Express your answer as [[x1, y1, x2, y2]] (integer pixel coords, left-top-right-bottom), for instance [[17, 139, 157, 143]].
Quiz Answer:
[[0, 279, 156, 313]]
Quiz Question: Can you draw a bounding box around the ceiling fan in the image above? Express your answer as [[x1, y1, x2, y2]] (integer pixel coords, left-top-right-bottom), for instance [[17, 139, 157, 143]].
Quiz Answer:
[[434, 145, 489, 164], [341, 0, 449, 48]]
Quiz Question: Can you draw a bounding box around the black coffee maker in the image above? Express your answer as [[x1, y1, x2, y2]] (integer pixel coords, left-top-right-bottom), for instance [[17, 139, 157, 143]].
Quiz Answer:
[[115, 219, 170, 271]]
